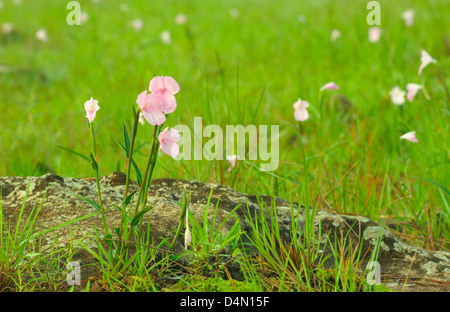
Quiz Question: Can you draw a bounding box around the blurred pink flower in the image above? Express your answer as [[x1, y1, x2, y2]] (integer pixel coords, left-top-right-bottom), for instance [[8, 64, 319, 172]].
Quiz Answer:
[[175, 13, 188, 25], [402, 9, 415, 27], [389, 86, 406, 105], [136, 90, 166, 125], [321, 82, 340, 91], [368, 26, 382, 43], [293, 99, 309, 122], [84, 97, 100, 123], [149, 76, 180, 114], [406, 83, 422, 102], [400, 131, 418, 143], [226, 155, 238, 171], [418, 50, 437, 75], [158, 127, 181, 158]]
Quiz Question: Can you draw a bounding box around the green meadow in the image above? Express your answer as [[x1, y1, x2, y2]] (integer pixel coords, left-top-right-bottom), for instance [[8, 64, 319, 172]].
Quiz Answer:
[[0, 0, 449, 292]]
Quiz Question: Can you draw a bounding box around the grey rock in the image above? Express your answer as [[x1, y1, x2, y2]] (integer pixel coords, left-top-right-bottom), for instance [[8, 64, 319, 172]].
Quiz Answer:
[[0, 173, 449, 291]]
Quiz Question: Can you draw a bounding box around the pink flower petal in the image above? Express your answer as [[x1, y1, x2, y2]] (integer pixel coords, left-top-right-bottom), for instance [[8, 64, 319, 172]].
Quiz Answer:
[[158, 127, 181, 158], [293, 99, 310, 122], [321, 82, 340, 91], [400, 131, 418, 143], [84, 97, 100, 123], [406, 83, 422, 102], [163, 76, 180, 94], [418, 50, 437, 75], [149, 76, 164, 93]]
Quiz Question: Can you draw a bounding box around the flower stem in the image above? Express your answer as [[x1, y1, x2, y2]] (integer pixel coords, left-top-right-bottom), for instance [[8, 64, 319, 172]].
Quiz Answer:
[[89, 123, 109, 235], [134, 125, 160, 218], [124, 108, 141, 199]]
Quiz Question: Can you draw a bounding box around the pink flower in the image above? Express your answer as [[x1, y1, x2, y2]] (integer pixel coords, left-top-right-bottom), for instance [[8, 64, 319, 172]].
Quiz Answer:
[[293, 99, 309, 122], [400, 131, 418, 143], [368, 26, 382, 43], [321, 82, 340, 91], [418, 50, 437, 75], [406, 83, 422, 102], [84, 97, 100, 123], [136, 90, 166, 125], [401, 9, 415, 27], [226, 155, 238, 171], [148, 76, 180, 114], [158, 127, 181, 158], [389, 86, 406, 105]]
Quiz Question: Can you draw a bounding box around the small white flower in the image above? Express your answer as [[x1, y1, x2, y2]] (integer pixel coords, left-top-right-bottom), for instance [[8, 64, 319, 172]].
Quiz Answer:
[[131, 19, 143, 31], [160, 30, 171, 45], [2, 22, 13, 35], [330, 29, 341, 42], [35, 28, 48, 42], [402, 9, 415, 27], [389, 86, 406, 105]]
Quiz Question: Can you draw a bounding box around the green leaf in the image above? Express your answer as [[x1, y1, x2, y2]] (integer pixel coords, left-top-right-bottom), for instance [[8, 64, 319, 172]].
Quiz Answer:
[[73, 194, 101, 212], [124, 189, 138, 207], [131, 158, 142, 187], [90, 153, 98, 171], [123, 121, 131, 158], [55, 145, 90, 163], [131, 205, 153, 228], [414, 176, 450, 196]]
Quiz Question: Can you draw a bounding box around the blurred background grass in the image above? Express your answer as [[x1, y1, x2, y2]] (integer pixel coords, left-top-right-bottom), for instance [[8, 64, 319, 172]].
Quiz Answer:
[[0, 0, 449, 248]]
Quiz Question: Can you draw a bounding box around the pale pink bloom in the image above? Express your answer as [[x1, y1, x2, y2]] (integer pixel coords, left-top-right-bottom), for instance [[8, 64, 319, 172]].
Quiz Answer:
[[293, 99, 310, 122], [160, 30, 171, 44], [330, 29, 341, 42], [389, 86, 406, 105], [84, 97, 100, 123], [175, 13, 188, 25], [131, 18, 143, 31], [148, 76, 180, 114], [321, 82, 340, 91], [184, 212, 191, 249], [226, 155, 238, 171], [368, 26, 382, 43], [406, 83, 422, 102], [158, 127, 181, 158], [402, 9, 415, 27], [80, 11, 89, 24], [136, 90, 166, 125], [418, 50, 437, 75], [400, 131, 418, 143], [35, 28, 48, 42]]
